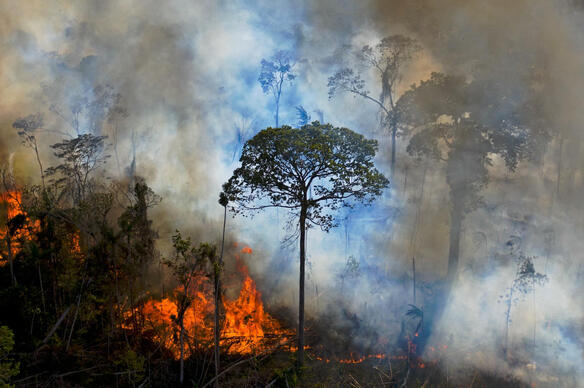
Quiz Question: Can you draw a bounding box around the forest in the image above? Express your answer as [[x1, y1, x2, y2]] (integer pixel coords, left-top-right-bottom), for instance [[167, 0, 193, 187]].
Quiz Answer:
[[1, 1, 584, 387]]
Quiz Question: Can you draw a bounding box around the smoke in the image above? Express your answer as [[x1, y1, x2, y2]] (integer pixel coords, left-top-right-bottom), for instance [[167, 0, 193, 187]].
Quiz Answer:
[[2, 0, 584, 384]]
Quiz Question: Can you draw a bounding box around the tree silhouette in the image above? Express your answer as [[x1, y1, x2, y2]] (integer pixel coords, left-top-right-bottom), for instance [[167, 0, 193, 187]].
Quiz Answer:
[[401, 72, 536, 284], [13, 113, 46, 187], [258, 50, 296, 128], [328, 35, 421, 177]]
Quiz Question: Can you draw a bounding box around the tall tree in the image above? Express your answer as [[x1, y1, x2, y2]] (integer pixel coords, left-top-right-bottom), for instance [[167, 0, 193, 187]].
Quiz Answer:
[[45, 134, 110, 205], [400, 72, 541, 284], [328, 35, 421, 177], [213, 193, 228, 387], [13, 113, 46, 188], [258, 50, 296, 127], [222, 122, 388, 366]]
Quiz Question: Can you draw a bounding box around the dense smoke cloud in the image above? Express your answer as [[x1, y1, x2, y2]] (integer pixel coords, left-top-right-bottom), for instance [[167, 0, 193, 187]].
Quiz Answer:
[[1, 0, 584, 384]]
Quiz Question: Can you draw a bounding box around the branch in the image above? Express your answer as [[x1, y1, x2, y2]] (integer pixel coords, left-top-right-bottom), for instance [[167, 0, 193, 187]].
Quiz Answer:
[[353, 90, 391, 117], [237, 202, 300, 211], [201, 352, 270, 388], [40, 305, 72, 345]]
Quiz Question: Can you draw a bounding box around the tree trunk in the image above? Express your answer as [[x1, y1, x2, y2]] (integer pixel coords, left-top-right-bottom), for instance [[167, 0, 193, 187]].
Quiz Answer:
[[390, 124, 397, 179], [446, 204, 463, 284], [7, 237, 15, 286], [412, 256, 416, 305], [33, 143, 45, 188], [556, 136, 563, 199], [504, 283, 515, 360], [38, 263, 46, 312], [214, 205, 227, 388], [297, 204, 307, 367], [180, 318, 185, 384], [275, 91, 280, 128]]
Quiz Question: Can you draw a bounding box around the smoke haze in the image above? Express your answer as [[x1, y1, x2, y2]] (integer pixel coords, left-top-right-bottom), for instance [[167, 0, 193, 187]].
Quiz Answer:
[[1, 0, 584, 384]]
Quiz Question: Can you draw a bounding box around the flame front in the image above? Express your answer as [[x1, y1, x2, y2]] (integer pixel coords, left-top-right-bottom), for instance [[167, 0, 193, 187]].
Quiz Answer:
[[135, 246, 291, 359]]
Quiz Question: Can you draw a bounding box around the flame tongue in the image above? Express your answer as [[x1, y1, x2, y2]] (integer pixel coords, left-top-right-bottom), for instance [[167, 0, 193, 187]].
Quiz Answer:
[[0, 191, 40, 264]]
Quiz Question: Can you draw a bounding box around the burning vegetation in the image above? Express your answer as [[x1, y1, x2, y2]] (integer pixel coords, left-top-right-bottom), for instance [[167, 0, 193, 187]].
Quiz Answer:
[[3, 1, 584, 387], [130, 246, 293, 359]]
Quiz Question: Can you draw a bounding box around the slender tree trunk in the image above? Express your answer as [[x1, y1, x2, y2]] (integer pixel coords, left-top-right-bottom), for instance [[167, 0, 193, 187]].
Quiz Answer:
[[390, 124, 397, 179], [275, 91, 281, 128], [297, 204, 307, 367], [412, 257, 416, 305], [38, 263, 46, 312], [214, 205, 227, 388], [7, 237, 15, 286], [532, 281, 536, 357], [446, 204, 463, 284], [180, 316, 185, 384], [66, 276, 86, 351], [504, 284, 515, 360], [33, 143, 45, 188], [556, 136, 563, 199]]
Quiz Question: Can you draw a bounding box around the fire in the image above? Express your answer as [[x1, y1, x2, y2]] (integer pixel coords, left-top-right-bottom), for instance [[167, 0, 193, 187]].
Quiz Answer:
[[135, 245, 291, 359], [0, 191, 40, 264]]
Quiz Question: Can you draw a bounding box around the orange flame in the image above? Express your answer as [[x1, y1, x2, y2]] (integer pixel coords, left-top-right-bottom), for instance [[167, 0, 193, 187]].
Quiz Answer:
[[0, 191, 40, 264], [134, 245, 291, 359]]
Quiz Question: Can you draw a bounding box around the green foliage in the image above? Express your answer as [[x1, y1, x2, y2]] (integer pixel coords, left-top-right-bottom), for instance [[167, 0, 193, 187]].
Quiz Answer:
[[44, 133, 110, 206], [114, 347, 145, 385], [223, 122, 389, 231], [0, 326, 19, 388]]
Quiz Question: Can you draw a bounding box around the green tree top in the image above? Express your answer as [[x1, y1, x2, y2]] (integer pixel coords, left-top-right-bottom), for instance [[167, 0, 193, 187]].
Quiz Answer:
[[223, 122, 389, 231]]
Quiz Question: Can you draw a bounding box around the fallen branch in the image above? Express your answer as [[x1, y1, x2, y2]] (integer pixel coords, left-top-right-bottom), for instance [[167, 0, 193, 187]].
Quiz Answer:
[[201, 352, 268, 388], [348, 373, 363, 388], [54, 364, 104, 378], [13, 371, 48, 384], [399, 366, 410, 388], [41, 305, 72, 344]]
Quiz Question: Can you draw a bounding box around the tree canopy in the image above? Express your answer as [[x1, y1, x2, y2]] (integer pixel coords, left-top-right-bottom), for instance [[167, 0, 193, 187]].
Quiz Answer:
[[222, 122, 389, 230], [328, 35, 421, 176], [258, 50, 296, 128]]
